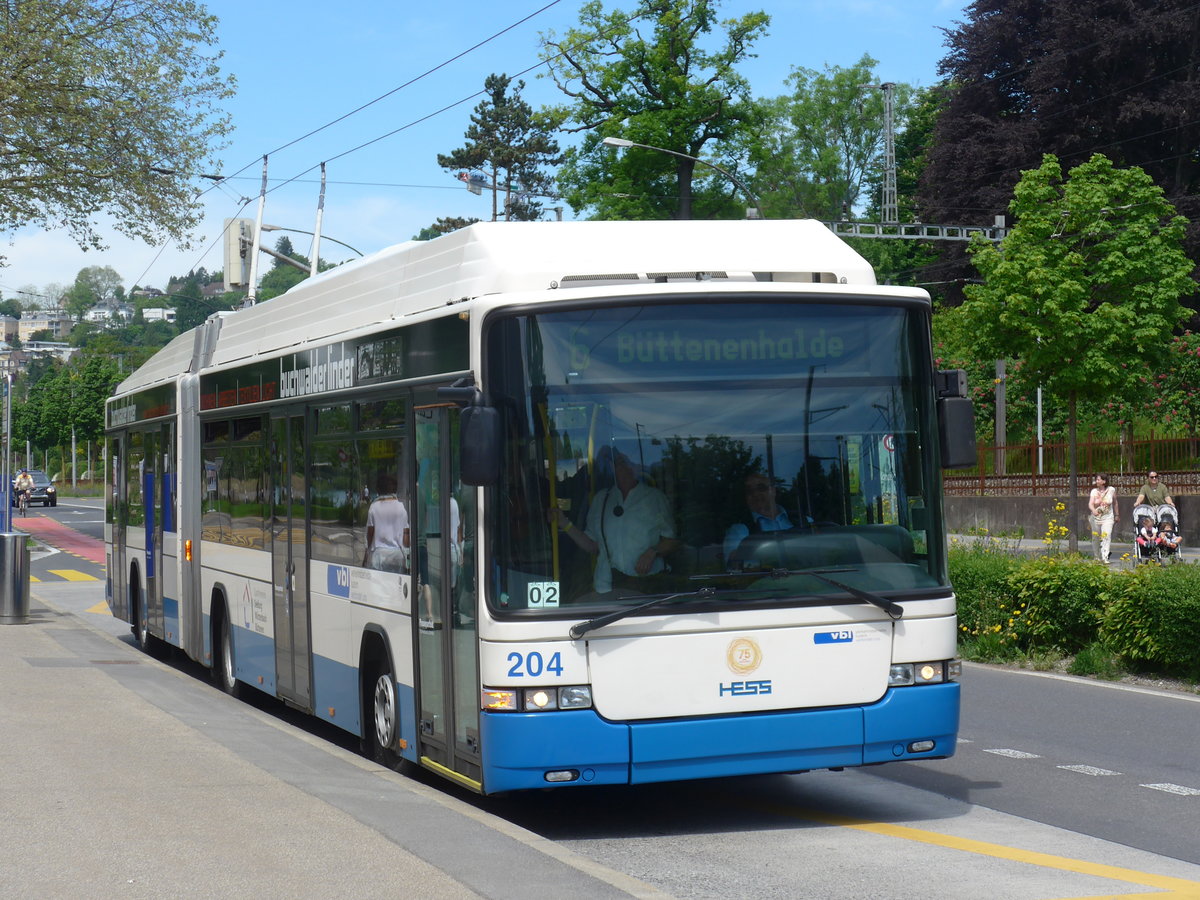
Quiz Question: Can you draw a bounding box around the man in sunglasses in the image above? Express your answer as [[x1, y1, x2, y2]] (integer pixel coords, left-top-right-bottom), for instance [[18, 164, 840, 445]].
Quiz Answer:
[[554, 450, 677, 595], [1134, 471, 1173, 508]]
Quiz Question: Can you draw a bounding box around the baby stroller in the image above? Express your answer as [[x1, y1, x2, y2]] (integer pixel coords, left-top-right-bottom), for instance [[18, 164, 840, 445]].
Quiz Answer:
[[1154, 503, 1182, 564], [1132, 503, 1159, 564]]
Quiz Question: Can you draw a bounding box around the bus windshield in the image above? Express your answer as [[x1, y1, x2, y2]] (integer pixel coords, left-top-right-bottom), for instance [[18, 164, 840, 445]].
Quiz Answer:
[[485, 299, 947, 615]]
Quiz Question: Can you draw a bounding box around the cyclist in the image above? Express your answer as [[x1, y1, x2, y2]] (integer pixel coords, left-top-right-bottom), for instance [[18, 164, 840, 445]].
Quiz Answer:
[[14, 469, 34, 514]]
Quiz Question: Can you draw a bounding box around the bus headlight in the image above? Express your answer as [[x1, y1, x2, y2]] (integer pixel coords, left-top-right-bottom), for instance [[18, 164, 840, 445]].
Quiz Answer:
[[482, 686, 593, 711], [889, 660, 959, 686], [557, 685, 593, 709], [525, 689, 558, 711]]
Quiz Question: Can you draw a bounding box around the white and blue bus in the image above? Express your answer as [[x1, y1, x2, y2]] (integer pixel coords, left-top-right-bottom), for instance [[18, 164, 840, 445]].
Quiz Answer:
[[105, 220, 975, 793]]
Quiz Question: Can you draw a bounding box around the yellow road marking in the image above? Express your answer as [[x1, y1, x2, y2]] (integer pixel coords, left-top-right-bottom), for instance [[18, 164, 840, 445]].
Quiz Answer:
[[29, 575, 40, 583], [47, 569, 100, 582], [755, 803, 1200, 896], [86, 601, 112, 616]]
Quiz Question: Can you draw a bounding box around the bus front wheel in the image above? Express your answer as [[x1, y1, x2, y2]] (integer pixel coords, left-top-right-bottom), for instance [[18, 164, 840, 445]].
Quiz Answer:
[[363, 661, 406, 772], [215, 610, 241, 698]]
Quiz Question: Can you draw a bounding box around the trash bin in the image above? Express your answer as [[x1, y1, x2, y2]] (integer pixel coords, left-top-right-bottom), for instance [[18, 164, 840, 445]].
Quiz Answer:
[[0, 533, 30, 624]]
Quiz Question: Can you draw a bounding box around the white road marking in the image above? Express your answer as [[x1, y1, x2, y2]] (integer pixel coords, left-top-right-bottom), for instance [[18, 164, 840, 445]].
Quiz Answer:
[[1140, 783, 1200, 796], [983, 748, 1041, 759], [1057, 764, 1121, 776]]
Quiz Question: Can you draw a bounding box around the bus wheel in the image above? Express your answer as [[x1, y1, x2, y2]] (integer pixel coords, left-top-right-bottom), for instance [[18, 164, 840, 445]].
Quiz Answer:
[[215, 611, 241, 698], [131, 580, 161, 657], [367, 665, 402, 770]]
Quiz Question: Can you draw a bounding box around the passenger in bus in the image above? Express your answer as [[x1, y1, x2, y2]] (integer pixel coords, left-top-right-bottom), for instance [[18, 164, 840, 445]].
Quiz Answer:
[[723, 472, 796, 568], [553, 449, 678, 595], [363, 473, 409, 572]]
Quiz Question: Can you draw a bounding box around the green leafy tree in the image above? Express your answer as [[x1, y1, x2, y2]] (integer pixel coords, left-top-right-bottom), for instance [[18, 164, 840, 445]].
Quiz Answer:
[[171, 275, 208, 331], [0, 0, 235, 262], [541, 0, 768, 220], [750, 56, 914, 221], [438, 74, 561, 222], [955, 154, 1195, 548]]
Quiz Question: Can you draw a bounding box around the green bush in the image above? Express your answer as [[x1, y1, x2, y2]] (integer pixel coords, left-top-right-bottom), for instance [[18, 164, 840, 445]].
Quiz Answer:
[[949, 541, 1024, 656], [1003, 555, 1111, 652], [1101, 564, 1200, 677]]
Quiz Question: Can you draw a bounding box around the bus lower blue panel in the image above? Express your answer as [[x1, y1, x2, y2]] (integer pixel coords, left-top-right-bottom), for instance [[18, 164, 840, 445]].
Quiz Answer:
[[312, 655, 362, 736], [862, 682, 959, 763], [234, 625, 276, 695], [163, 596, 180, 648], [480, 685, 960, 792], [629, 707, 865, 784], [480, 711, 630, 793]]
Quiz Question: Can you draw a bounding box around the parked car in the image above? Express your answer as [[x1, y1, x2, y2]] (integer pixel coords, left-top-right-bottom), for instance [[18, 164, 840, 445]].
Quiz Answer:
[[11, 470, 56, 507]]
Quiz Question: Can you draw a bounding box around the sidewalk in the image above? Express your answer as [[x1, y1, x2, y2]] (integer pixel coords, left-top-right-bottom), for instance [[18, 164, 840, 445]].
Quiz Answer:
[[2, 587, 659, 900], [950, 533, 1199, 566]]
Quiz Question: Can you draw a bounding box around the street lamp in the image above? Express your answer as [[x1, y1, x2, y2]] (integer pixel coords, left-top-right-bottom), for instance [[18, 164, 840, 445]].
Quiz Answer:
[[600, 136, 763, 219]]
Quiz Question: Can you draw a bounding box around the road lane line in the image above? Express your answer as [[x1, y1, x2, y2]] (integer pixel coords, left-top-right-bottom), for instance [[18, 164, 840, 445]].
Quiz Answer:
[[1140, 783, 1200, 796], [782, 807, 1200, 895], [47, 569, 100, 582], [1058, 765, 1122, 776], [983, 748, 1041, 758]]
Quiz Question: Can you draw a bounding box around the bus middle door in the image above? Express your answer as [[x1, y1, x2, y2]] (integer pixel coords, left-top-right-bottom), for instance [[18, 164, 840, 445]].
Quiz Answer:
[[270, 413, 312, 708]]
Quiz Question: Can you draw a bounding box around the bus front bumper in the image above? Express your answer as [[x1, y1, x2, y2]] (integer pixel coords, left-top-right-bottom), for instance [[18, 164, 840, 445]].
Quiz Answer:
[[479, 682, 959, 793]]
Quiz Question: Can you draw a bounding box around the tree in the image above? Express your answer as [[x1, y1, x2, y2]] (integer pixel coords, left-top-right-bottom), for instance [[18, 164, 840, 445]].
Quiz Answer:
[[63, 265, 124, 320], [541, 0, 768, 220], [412, 217, 481, 241], [438, 74, 561, 222], [748, 56, 914, 221], [919, 0, 1200, 306], [954, 154, 1195, 548], [0, 0, 235, 263]]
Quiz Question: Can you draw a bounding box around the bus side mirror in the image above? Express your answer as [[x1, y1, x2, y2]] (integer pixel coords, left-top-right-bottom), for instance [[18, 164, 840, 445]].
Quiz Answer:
[[935, 369, 975, 469], [938, 397, 976, 469], [460, 405, 500, 486]]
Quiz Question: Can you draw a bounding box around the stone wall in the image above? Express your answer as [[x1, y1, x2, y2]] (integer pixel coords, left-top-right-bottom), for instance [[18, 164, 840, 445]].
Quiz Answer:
[[944, 494, 1194, 539]]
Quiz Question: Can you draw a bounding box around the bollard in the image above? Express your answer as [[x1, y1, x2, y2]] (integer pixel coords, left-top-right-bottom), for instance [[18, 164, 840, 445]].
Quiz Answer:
[[0, 532, 30, 624]]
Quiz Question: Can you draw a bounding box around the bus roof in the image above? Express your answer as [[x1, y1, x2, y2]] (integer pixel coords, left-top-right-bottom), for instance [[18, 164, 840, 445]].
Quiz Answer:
[[115, 219, 877, 395]]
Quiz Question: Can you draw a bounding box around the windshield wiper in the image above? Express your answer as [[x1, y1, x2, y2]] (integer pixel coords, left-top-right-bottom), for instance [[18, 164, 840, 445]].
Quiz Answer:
[[692, 566, 904, 620], [569, 587, 719, 640], [801, 571, 904, 620]]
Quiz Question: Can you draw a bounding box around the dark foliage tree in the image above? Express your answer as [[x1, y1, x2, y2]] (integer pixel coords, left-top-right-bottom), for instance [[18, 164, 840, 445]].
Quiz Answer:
[[919, 0, 1200, 306]]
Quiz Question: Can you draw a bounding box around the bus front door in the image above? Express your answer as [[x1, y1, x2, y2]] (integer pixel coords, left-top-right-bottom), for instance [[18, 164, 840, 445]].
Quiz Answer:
[[271, 414, 312, 708], [108, 435, 128, 622], [413, 403, 480, 784]]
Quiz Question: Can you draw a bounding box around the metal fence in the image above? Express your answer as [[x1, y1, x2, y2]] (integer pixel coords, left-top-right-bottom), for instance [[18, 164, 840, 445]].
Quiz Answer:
[[944, 434, 1200, 496]]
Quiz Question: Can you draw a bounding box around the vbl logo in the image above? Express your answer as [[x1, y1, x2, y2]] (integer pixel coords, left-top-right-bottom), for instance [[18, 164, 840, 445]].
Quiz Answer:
[[327, 565, 351, 598]]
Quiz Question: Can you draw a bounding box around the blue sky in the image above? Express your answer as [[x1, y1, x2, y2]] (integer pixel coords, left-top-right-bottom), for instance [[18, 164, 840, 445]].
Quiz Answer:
[[0, 0, 968, 298]]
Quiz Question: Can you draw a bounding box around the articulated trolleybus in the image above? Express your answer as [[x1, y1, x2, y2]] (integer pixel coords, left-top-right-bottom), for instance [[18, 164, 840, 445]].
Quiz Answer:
[[106, 220, 976, 794]]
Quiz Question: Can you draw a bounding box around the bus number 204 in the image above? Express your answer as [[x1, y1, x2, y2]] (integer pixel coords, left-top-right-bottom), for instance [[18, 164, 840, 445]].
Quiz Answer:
[[507, 651, 565, 678]]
